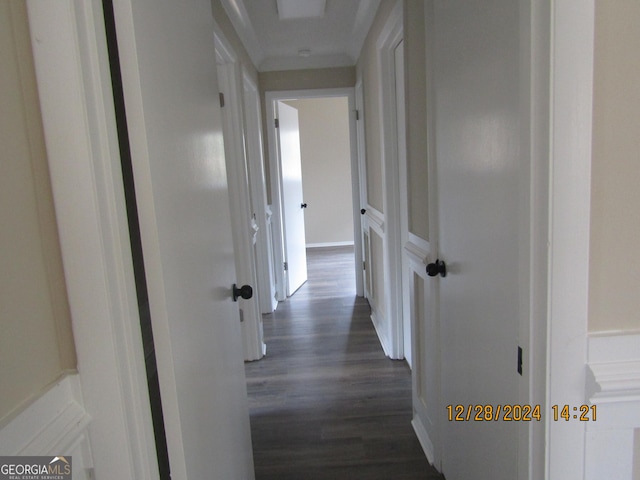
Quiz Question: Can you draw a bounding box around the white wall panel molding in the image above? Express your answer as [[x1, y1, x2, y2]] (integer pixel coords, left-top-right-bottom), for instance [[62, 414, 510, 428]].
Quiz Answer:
[[407, 234, 439, 469], [404, 237, 429, 267], [364, 207, 385, 236], [0, 374, 93, 478], [585, 333, 640, 480], [261, 205, 278, 312]]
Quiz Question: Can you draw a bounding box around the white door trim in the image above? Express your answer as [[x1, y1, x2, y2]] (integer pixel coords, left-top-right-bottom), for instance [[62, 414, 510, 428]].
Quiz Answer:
[[376, 0, 404, 359], [265, 88, 363, 300], [546, 1, 594, 478], [521, 1, 552, 478], [354, 78, 369, 298], [242, 72, 277, 315], [411, 1, 440, 468], [214, 26, 265, 361], [26, 1, 158, 477]]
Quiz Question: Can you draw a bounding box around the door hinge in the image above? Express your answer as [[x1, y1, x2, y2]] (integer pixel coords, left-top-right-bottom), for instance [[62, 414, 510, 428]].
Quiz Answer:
[[219, 92, 225, 108], [517, 346, 523, 376], [284, 261, 288, 271], [274, 118, 279, 129], [355, 109, 360, 121], [363, 260, 366, 271]]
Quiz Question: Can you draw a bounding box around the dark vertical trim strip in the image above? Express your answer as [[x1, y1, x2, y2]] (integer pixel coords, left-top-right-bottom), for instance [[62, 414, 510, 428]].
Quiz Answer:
[[100, 1, 170, 477]]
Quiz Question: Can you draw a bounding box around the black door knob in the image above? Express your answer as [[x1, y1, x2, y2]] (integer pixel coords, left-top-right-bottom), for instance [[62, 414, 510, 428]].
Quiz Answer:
[[360, 208, 366, 215], [301, 203, 308, 209], [426, 259, 447, 278], [232, 284, 253, 301]]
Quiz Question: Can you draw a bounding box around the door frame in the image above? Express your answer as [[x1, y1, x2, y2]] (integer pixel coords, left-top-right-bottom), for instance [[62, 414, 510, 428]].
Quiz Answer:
[[410, 1, 440, 468], [546, 1, 594, 478], [376, 0, 404, 359], [27, 0, 158, 477], [214, 26, 265, 361], [242, 72, 278, 314], [265, 88, 363, 300], [354, 78, 371, 299]]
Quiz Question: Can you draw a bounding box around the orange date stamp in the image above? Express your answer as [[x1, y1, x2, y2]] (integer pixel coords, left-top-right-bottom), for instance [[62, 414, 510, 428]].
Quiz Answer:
[[447, 404, 542, 421], [446, 404, 597, 422]]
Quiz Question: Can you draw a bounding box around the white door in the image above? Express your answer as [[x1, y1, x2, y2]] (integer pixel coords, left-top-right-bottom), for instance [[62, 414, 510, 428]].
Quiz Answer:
[[113, 0, 255, 478], [276, 101, 308, 296], [431, 1, 528, 479]]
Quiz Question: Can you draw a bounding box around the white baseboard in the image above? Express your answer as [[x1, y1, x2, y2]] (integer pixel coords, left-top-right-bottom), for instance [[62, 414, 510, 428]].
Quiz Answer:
[[585, 332, 640, 480], [0, 373, 93, 478], [412, 416, 435, 465], [370, 309, 392, 358], [306, 241, 355, 249]]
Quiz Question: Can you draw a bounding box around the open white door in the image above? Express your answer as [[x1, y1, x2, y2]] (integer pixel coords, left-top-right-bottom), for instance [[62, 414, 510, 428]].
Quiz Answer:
[[276, 101, 308, 296], [112, 0, 255, 478], [430, 1, 532, 479]]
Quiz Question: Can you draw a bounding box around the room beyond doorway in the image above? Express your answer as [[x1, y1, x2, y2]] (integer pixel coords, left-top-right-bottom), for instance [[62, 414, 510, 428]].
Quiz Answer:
[[285, 97, 355, 249], [265, 88, 364, 302]]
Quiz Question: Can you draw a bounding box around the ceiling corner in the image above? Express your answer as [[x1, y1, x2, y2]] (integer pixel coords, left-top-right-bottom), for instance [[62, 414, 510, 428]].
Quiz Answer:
[[219, 0, 265, 68], [348, 0, 382, 61]]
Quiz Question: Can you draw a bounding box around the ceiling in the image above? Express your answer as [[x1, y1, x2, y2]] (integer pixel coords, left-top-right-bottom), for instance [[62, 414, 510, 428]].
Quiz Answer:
[[220, 0, 381, 71]]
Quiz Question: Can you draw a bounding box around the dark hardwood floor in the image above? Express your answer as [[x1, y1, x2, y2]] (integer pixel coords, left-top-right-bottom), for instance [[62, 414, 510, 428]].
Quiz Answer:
[[245, 246, 445, 480]]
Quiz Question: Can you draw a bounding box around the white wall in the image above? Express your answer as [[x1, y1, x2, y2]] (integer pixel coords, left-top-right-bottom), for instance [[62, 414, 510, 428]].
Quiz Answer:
[[285, 97, 354, 247], [589, 0, 640, 333], [585, 3, 640, 478]]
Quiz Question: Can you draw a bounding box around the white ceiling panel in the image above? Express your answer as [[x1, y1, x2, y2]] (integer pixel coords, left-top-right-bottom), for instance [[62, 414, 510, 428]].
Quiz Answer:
[[277, 0, 326, 20]]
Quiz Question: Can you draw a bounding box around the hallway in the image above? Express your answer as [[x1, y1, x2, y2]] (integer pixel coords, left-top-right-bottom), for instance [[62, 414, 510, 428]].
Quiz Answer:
[[245, 247, 444, 479]]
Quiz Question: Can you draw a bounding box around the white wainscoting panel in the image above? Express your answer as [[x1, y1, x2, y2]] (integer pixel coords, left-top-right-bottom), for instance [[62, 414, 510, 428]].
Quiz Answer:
[[363, 208, 392, 357], [0, 374, 93, 479], [406, 236, 439, 468], [585, 332, 640, 480]]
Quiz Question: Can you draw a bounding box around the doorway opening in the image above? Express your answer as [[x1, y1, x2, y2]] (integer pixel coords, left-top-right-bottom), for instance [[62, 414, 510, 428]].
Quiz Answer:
[[265, 89, 363, 303]]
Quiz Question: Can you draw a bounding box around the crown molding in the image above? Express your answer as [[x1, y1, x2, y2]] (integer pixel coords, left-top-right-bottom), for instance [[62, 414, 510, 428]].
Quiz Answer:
[[219, 0, 264, 68]]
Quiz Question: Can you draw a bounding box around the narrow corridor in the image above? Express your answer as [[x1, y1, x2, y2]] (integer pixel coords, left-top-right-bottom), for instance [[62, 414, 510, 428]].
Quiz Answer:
[[245, 246, 444, 479]]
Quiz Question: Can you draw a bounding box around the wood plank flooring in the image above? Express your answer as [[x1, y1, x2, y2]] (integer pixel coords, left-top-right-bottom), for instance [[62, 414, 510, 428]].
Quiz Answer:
[[245, 246, 445, 480]]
